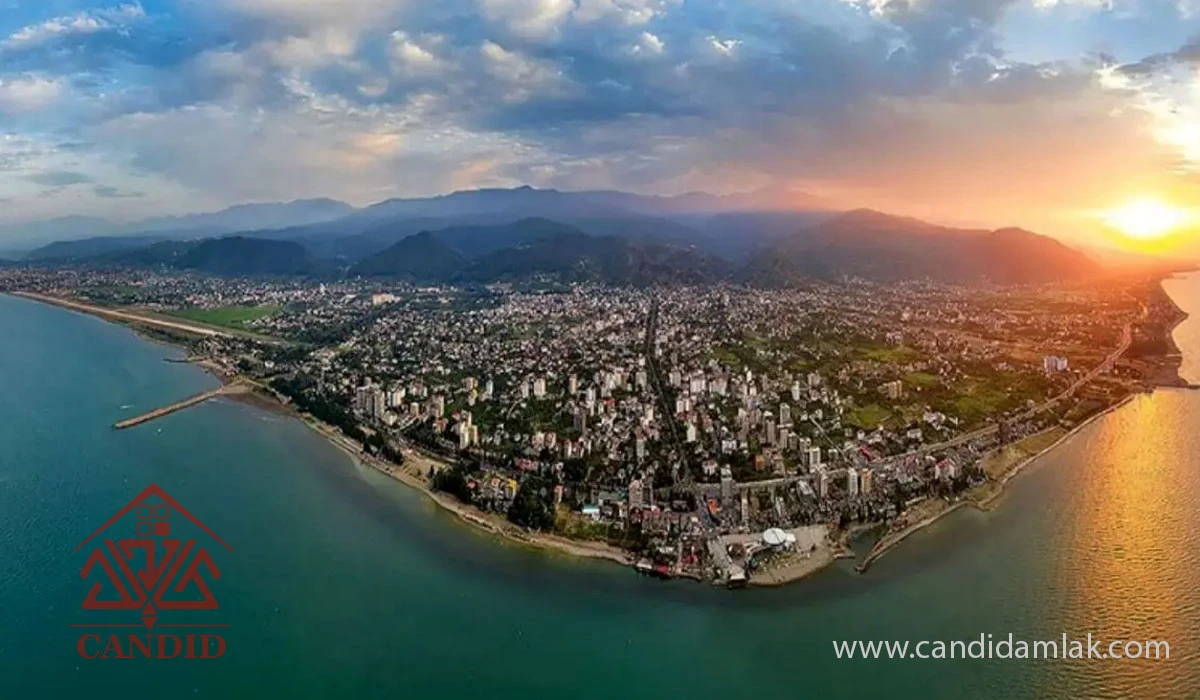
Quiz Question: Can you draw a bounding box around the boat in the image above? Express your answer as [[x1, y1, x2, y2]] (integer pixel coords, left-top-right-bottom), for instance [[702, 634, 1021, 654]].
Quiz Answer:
[[633, 559, 674, 580]]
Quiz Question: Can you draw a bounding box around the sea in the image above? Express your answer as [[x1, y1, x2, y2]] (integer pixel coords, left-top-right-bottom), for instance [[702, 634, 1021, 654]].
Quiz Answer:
[[3, 274, 1200, 699]]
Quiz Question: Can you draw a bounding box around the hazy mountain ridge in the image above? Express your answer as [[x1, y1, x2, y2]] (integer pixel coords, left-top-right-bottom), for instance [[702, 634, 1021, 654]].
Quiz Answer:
[[743, 209, 1098, 285], [9, 187, 1102, 286], [350, 218, 731, 285]]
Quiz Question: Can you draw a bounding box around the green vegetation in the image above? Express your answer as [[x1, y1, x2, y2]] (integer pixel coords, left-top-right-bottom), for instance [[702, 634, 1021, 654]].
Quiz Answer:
[[846, 403, 893, 430], [508, 475, 556, 530], [168, 304, 281, 329], [935, 370, 1048, 427], [903, 371, 941, 388], [857, 344, 921, 364]]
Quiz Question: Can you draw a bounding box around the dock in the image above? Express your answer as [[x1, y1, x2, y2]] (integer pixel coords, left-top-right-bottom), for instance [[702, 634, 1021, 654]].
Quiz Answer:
[[114, 382, 249, 429]]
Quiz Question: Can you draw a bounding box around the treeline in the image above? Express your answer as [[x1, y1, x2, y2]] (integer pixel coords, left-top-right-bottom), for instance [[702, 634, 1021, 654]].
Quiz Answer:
[[270, 374, 405, 463], [431, 462, 557, 532], [271, 375, 364, 441]]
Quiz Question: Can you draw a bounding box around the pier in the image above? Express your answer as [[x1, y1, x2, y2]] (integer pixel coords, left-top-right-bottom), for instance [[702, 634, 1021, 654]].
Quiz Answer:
[[114, 382, 249, 429]]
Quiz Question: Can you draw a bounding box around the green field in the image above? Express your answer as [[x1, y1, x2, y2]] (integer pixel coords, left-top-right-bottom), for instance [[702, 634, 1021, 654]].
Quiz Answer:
[[167, 304, 281, 329], [846, 403, 893, 429], [858, 344, 922, 364], [904, 371, 942, 388]]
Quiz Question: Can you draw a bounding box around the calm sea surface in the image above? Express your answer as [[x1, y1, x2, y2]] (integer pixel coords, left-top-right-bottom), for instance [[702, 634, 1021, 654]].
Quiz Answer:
[[3, 277, 1200, 698]]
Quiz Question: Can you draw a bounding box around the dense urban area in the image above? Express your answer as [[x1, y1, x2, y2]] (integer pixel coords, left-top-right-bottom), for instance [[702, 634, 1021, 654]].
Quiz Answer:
[[0, 266, 1186, 585]]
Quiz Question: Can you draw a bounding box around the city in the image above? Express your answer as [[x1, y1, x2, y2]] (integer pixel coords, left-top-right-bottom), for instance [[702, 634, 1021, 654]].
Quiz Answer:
[[2, 265, 1184, 587]]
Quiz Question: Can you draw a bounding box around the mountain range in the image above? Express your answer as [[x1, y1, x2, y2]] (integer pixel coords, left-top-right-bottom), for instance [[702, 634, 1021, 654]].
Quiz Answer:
[[5, 187, 1102, 286]]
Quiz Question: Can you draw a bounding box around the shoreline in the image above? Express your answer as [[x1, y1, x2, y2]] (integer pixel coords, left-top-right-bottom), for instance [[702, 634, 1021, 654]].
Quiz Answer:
[[10, 291, 234, 339], [1155, 273, 1191, 387], [3, 292, 632, 570], [857, 385, 1142, 573], [855, 273, 1192, 573], [211, 372, 634, 568], [5, 287, 1177, 588]]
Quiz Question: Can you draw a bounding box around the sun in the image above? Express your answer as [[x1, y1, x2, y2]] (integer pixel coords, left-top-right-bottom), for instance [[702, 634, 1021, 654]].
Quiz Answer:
[[1102, 197, 1189, 240]]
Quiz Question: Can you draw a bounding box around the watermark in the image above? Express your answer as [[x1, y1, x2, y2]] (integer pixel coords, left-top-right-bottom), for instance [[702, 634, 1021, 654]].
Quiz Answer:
[[72, 484, 233, 660], [833, 634, 1170, 660]]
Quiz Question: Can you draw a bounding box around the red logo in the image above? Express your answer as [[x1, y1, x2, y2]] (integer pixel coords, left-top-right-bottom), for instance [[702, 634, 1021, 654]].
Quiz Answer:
[[72, 484, 233, 659]]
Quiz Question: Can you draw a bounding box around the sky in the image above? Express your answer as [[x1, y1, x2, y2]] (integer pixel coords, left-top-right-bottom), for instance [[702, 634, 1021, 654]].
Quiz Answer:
[[4, 0, 1200, 246]]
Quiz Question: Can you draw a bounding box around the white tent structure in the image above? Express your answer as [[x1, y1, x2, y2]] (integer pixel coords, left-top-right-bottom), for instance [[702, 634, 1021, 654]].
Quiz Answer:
[[762, 528, 798, 550]]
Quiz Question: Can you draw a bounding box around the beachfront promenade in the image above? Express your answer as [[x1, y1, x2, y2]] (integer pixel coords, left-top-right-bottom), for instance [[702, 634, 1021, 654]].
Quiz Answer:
[[114, 381, 249, 429]]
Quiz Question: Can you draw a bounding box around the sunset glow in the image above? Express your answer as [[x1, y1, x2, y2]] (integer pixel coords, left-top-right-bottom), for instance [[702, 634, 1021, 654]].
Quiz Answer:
[[1102, 198, 1190, 241]]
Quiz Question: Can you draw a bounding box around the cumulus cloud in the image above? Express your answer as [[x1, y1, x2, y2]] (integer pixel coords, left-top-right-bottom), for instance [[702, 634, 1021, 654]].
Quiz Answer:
[[0, 75, 62, 113], [480, 41, 566, 100], [2, 3, 145, 50], [629, 31, 665, 57], [0, 0, 1196, 234], [478, 0, 575, 38], [574, 0, 680, 24], [390, 31, 449, 75]]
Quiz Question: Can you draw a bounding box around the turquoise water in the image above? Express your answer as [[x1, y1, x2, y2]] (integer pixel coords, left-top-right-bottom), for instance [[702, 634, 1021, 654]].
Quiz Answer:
[[2, 285, 1200, 698]]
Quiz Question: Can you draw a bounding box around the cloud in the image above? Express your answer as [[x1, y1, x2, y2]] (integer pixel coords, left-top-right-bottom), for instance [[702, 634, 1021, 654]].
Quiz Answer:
[[0, 0, 1194, 236], [2, 3, 145, 50], [480, 41, 566, 100], [26, 170, 93, 187], [390, 31, 449, 75], [574, 0, 679, 25], [0, 75, 62, 113], [630, 31, 665, 57], [94, 184, 143, 198], [478, 0, 575, 38]]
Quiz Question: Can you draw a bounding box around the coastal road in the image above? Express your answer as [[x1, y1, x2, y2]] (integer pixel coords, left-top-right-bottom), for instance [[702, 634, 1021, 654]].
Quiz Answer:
[[879, 321, 1134, 467]]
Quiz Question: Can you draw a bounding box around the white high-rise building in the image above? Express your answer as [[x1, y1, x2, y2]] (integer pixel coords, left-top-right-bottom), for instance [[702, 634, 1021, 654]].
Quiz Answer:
[[846, 467, 859, 497], [860, 469, 874, 495]]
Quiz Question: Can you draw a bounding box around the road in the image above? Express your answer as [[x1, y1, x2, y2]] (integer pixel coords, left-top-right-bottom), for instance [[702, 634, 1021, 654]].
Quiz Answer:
[[644, 300, 690, 483], [880, 321, 1133, 466]]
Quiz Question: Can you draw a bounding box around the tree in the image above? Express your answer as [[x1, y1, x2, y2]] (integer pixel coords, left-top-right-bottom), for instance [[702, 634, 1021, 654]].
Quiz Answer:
[[431, 464, 473, 503], [508, 475, 555, 531]]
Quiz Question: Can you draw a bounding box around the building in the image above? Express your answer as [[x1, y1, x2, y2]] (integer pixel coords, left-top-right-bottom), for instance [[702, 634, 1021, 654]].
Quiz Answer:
[[720, 466, 735, 504], [880, 380, 903, 400], [859, 469, 874, 495], [1043, 355, 1069, 373], [628, 478, 644, 509], [846, 467, 859, 497]]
